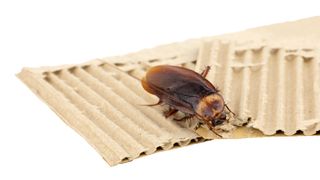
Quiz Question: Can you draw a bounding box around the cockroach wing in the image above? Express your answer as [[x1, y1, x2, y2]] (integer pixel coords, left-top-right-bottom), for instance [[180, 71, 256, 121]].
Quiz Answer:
[[142, 65, 217, 113]]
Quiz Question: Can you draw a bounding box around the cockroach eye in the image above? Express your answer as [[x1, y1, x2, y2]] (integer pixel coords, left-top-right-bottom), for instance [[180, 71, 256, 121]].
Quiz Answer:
[[212, 119, 224, 126], [211, 112, 226, 126]]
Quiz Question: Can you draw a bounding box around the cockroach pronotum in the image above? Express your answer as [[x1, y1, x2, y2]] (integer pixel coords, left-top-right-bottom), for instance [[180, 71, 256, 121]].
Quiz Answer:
[[141, 65, 234, 137]]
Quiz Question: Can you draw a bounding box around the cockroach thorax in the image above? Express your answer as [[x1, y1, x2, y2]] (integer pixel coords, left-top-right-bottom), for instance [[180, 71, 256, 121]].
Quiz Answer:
[[195, 93, 225, 119]]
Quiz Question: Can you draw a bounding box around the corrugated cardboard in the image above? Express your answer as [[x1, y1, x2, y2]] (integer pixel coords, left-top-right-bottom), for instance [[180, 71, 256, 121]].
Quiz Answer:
[[18, 63, 202, 166], [18, 17, 320, 166], [196, 41, 320, 136]]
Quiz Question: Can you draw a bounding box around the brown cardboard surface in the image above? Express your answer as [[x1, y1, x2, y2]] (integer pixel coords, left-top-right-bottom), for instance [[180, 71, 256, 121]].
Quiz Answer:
[[196, 41, 320, 136], [18, 63, 202, 166], [18, 17, 320, 166]]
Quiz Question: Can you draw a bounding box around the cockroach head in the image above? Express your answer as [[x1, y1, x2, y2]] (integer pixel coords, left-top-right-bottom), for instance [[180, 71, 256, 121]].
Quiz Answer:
[[196, 93, 226, 126]]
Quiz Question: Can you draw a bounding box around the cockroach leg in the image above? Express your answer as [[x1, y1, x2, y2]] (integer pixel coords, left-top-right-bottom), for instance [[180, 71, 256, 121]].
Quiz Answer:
[[200, 66, 211, 78], [203, 120, 222, 138], [225, 104, 235, 116], [164, 108, 178, 118], [173, 114, 195, 121]]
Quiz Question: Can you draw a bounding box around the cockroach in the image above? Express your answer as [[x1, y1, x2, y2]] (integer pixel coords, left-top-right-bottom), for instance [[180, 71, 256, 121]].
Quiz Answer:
[[141, 65, 234, 137]]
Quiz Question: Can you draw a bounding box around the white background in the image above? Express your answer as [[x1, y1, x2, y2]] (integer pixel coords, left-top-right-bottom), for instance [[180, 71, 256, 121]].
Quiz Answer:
[[1, 0, 319, 179]]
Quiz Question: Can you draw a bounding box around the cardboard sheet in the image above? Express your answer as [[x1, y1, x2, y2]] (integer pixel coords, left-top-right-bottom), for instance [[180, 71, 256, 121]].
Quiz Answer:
[[18, 17, 320, 166]]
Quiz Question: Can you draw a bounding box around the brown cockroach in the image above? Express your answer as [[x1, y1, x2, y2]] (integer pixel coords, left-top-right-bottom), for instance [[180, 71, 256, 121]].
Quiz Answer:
[[141, 65, 234, 137]]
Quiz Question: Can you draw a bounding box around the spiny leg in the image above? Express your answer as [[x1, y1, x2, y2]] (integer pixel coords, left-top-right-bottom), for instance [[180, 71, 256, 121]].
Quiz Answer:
[[203, 120, 222, 138], [173, 114, 195, 121], [200, 66, 211, 78], [225, 104, 235, 116], [164, 108, 178, 118]]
